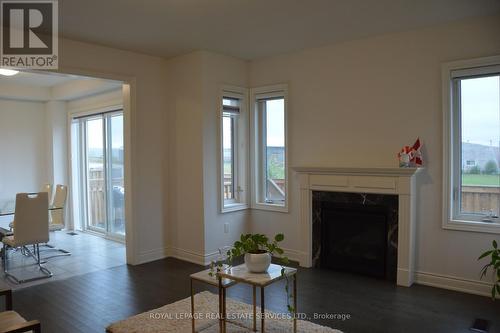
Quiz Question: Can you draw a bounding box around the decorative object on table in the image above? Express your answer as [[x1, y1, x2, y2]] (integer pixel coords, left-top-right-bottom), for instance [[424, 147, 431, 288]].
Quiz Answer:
[[209, 233, 295, 312], [398, 137, 423, 167], [228, 233, 287, 273], [478, 240, 500, 299]]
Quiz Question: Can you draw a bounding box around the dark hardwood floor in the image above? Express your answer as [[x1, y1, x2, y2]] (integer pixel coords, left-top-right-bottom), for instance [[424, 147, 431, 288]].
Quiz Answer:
[[3, 258, 500, 333]]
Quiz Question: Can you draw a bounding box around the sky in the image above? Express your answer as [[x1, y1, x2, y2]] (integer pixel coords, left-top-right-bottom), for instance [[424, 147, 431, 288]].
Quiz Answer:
[[266, 99, 285, 147], [222, 98, 285, 148], [461, 75, 500, 147], [87, 114, 124, 149]]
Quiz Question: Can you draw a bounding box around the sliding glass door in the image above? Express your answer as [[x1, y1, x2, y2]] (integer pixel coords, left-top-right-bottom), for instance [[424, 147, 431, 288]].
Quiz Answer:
[[72, 110, 125, 240]]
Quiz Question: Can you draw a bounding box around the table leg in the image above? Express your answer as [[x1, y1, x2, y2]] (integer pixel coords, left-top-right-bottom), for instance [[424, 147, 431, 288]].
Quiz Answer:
[[253, 285, 257, 332], [261, 287, 265, 333], [223, 287, 227, 332], [218, 276, 223, 333], [293, 274, 297, 333], [190, 279, 195, 333]]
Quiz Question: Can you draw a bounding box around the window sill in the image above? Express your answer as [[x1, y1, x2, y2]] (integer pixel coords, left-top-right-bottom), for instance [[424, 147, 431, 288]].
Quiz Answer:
[[443, 219, 500, 234], [221, 203, 248, 213], [252, 202, 289, 213]]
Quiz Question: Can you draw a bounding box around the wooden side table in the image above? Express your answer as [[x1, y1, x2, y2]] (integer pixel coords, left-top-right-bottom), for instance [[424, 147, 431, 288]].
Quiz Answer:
[[218, 264, 297, 333]]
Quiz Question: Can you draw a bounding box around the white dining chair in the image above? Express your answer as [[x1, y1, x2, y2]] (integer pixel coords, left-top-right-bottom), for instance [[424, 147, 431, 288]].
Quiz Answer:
[[8, 183, 53, 231], [42, 184, 71, 258], [50, 184, 67, 231], [2, 193, 53, 284], [41, 183, 54, 206]]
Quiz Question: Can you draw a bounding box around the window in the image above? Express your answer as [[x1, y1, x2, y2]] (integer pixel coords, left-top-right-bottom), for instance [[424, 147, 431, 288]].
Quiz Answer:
[[220, 87, 248, 212], [251, 85, 288, 212], [443, 56, 500, 233]]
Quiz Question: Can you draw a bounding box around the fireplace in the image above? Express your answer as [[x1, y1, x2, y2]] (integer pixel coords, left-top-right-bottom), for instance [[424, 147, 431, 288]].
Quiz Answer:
[[294, 166, 421, 286], [313, 191, 398, 281]]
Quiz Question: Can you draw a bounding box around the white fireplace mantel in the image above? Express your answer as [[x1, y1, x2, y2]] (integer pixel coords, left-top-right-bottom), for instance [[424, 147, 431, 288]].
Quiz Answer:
[[293, 166, 422, 287]]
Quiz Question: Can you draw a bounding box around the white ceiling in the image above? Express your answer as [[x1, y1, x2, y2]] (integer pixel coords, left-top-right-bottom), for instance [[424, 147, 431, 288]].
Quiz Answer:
[[0, 71, 79, 87], [60, 0, 500, 60], [0, 71, 122, 101]]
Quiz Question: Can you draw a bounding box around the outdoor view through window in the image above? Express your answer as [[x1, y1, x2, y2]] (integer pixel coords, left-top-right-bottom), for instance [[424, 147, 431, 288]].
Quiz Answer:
[[222, 97, 239, 201], [262, 98, 285, 203], [460, 74, 500, 220]]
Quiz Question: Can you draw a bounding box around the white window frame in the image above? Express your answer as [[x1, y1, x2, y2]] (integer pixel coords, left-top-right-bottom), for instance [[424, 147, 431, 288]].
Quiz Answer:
[[250, 84, 289, 213], [219, 85, 249, 213], [442, 55, 500, 234]]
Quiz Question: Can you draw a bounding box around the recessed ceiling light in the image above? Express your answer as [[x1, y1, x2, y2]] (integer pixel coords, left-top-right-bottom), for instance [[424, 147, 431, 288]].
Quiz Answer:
[[0, 69, 19, 76]]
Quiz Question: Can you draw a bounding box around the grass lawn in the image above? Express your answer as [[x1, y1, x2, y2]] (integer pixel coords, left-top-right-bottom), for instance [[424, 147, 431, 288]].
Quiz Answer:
[[462, 174, 500, 186]]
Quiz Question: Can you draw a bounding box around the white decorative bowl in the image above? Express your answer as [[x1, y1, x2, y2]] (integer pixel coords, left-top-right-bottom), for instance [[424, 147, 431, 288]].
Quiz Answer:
[[244, 252, 272, 273]]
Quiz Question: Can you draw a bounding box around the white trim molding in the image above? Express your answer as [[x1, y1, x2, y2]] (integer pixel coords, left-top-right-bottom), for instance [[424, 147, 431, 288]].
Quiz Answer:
[[250, 84, 289, 213], [293, 166, 422, 287], [442, 55, 500, 234], [415, 271, 497, 299], [166, 247, 219, 266]]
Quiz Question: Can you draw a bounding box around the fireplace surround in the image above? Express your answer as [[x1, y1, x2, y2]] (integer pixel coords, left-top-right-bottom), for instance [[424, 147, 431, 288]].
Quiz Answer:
[[294, 167, 421, 287]]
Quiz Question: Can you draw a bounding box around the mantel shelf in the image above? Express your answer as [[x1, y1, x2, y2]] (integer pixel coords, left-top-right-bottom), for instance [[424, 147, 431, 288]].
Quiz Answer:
[[292, 166, 423, 177]]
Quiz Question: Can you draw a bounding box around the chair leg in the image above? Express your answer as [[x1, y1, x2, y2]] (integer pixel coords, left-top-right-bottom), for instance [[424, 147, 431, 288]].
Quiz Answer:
[[4, 243, 53, 284], [39, 243, 71, 259], [2, 243, 7, 274]]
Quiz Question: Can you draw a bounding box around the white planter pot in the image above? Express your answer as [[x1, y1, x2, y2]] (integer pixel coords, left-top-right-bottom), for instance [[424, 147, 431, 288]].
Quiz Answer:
[[244, 252, 272, 273]]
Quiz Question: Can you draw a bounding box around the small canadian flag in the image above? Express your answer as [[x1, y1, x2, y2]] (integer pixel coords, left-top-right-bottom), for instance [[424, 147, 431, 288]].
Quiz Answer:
[[398, 138, 423, 167]]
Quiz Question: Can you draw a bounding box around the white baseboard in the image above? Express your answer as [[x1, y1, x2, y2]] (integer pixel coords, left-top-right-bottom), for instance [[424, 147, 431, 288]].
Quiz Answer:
[[282, 247, 308, 266], [167, 247, 218, 266], [415, 270, 496, 298], [136, 247, 170, 264]]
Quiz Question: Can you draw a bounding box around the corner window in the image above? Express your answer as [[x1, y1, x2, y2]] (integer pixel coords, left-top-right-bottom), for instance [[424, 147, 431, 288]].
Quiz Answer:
[[251, 85, 288, 212], [220, 87, 248, 212], [443, 56, 500, 233]]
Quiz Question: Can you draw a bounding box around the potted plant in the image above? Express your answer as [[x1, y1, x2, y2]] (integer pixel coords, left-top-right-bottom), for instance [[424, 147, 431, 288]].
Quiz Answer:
[[478, 240, 500, 299], [227, 233, 286, 273], [209, 233, 294, 312]]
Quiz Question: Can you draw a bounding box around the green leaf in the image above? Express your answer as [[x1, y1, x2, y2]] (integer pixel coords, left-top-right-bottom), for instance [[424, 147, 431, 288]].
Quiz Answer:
[[275, 233, 285, 242], [478, 250, 493, 260], [493, 240, 498, 249], [275, 248, 284, 255], [492, 285, 497, 300]]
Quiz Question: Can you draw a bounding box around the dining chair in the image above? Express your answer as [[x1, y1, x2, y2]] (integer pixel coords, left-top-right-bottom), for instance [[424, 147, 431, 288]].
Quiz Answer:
[[7, 184, 53, 231], [0, 288, 41, 332], [49, 184, 67, 231], [2, 193, 53, 284], [42, 185, 71, 258], [41, 183, 54, 206]]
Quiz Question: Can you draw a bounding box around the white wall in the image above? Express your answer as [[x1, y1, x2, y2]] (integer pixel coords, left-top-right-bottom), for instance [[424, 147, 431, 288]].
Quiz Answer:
[[201, 52, 250, 260], [247, 15, 500, 289], [165, 51, 250, 264], [165, 52, 206, 263], [0, 99, 48, 204], [45, 101, 68, 187], [66, 89, 122, 112], [59, 38, 169, 264]]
